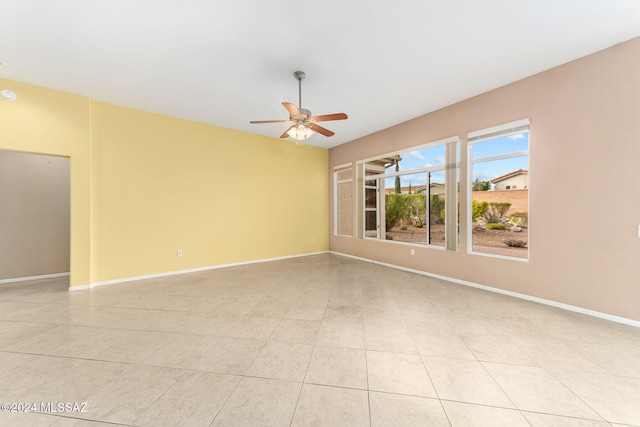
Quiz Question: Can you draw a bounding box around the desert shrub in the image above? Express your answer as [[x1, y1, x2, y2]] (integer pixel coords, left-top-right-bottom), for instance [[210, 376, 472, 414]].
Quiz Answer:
[[483, 207, 501, 223], [490, 202, 512, 216], [508, 211, 528, 228], [409, 194, 426, 227], [384, 193, 450, 230], [430, 195, 445, 225], [504, 239, 527, 248], [385, 193, 411, 231], [486, 223, 506, 230], [400, 225, 407, 230], [484, 202, 511, 223], [472, 200, 488, 222]]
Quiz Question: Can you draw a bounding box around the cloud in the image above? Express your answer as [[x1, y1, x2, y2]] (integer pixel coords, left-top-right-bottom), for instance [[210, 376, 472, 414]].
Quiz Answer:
[[508, 133, 525, 139], [401, 173, 427, 184], [435, 156, 445, 164], [406, 151, 425, 160], [423, 162, 433, 168]]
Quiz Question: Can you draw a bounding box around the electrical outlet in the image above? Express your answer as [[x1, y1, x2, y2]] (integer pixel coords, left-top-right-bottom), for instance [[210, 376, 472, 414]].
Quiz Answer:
[[410, 249, 415, 255], [177, 250, 183, 257]]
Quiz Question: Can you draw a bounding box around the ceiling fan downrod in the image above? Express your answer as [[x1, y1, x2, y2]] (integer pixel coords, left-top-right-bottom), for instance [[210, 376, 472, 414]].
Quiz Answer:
[[249, 70, 347, 140], [294, 71, 306, 110]]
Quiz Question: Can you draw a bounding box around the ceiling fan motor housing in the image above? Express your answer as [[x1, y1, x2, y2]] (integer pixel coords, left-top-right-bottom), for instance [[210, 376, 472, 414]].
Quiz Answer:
[[296, 108, 312, 119], [249, 70, 347, 139]]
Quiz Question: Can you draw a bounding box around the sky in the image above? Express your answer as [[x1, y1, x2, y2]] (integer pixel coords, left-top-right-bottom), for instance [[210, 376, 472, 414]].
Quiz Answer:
[[382, 132, 529, 190]]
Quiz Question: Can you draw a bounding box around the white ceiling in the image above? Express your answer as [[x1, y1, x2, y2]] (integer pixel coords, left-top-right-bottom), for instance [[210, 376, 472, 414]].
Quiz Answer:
[[1, 1, 639, 149]]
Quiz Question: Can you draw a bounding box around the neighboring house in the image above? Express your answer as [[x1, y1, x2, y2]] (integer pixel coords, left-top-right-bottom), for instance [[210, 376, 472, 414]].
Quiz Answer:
[[413, 182, 445, 196], [384, 183, 444, 195], [385, 185, 426, 194], [491, 169, 528, 190], [429, 182, 445, 196]]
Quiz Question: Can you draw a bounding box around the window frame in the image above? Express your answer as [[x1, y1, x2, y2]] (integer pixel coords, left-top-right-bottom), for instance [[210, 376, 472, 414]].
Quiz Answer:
[[467, 118, 530, 261], [355, 136, 460, 250]]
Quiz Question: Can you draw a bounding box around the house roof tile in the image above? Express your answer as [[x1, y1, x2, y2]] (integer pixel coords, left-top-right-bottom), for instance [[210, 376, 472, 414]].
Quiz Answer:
[[490, 169, 528, 183]]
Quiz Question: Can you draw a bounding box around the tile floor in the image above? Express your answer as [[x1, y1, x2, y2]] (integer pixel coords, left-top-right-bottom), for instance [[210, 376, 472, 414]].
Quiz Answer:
[[0, 254, 639, 426]]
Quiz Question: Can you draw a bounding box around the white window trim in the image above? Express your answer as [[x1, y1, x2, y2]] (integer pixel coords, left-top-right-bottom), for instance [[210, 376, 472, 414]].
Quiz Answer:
[[333, 162, 352, 170], [466, 120, 530, 260], [356, 135, 459, 166], [467, 118, 530, 143], [471, 150, 528, 164], [363, 178, 380, 239], [357, 136, 460, 250], [364, 163, 448, 181]]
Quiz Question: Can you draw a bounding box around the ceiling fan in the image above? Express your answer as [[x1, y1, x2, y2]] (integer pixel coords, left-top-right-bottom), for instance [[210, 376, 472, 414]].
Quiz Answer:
[[250, 71, 348, 140]]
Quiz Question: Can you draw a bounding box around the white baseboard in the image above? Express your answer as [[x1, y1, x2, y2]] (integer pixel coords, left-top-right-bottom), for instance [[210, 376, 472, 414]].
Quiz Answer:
[[70, 251, 329, 291], [330, 251, 640, 328], [0, 272, 70, 285]]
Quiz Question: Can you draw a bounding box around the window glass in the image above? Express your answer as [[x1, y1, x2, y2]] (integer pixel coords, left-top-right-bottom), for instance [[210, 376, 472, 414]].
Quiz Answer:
[[360, 139, 458, 249], [470, 127, 529, 259]]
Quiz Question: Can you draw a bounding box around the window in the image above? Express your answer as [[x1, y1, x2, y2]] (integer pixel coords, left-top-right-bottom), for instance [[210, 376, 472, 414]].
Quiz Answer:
[[468, 119, 529, 259], [334, 165, 353, 236], [364, 177, 378, 237], [357, 137, 459, 250]]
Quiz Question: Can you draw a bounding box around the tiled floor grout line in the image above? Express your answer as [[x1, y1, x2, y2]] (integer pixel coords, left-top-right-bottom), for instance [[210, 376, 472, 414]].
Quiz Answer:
[[540, 365, 610, 424], [2, 254, 640, 425], [207, 372, 245, 427], [362, 276, 373, 427], [129, 369, 188, 426], [400, 312, 453, 425], [501, 333, 614, 423]]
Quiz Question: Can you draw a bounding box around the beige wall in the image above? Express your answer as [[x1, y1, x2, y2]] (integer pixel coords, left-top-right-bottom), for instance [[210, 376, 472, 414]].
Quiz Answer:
[[329, 37, 640, 321], [0, 151, 70, 279]]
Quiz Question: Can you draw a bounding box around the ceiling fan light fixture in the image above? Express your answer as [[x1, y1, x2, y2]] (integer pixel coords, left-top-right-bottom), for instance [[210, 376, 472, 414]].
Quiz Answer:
[[250, 71, 347, 140], [288, 124, 315, 140]]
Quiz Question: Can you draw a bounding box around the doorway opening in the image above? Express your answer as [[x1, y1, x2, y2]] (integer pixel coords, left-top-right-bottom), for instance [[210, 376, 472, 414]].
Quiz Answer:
[[0, 150, 71, 285]]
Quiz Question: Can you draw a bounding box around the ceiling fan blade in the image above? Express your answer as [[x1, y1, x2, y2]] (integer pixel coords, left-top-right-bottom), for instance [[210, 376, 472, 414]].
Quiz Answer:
[[280, 125, 295, 138], [309, 123, 335, 137], [250, 119, 292, 124], [312, 113, 348, 122], [282, 102, 300, 117]]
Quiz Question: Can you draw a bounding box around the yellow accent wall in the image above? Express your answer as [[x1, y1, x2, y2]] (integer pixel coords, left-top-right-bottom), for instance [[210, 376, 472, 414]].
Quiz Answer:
[[91, 101, 328, 281], [0, 79, 91, 287], [0, 78, 328, 286]]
